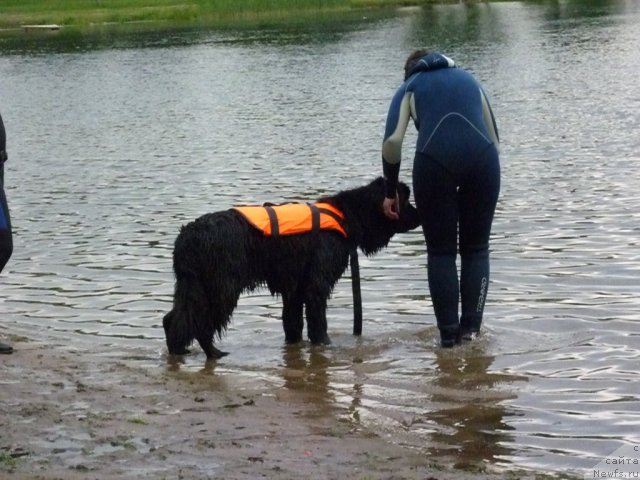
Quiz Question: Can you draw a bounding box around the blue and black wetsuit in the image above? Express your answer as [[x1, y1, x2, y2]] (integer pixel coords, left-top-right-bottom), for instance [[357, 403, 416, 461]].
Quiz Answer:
[[382, 52, 500, 343], [0, 112, 13, 273]]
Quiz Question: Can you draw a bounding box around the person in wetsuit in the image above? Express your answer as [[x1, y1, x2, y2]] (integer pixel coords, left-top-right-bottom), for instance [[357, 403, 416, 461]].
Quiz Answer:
[[0, 112, 14, 354], [381, 50, 500, 348]]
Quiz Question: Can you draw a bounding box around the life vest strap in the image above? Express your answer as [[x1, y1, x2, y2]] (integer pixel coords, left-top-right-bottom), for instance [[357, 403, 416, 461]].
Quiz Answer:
[[264, 205, 279, 236], [317, 207, 344, 232], [309, 204, 320, 233]]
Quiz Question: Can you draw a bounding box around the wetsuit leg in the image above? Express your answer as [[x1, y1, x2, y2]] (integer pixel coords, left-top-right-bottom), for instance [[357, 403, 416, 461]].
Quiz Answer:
[[458, 146, 500, 335], [413, 153, 459, 342], [0, 113, 13, 354], [0, 115, 12, 273], [0, 179, 11, 272]]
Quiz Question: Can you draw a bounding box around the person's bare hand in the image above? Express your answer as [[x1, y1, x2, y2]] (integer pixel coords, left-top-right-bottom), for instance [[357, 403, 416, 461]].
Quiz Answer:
[[383, 195, 400, 220]]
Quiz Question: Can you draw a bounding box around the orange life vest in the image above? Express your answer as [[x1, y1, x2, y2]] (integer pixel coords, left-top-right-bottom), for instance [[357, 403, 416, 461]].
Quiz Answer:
[[233, 202, 347, 238]]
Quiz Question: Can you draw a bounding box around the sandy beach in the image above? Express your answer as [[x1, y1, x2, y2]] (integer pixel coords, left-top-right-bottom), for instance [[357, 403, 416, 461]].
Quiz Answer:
[[0, 335, 560, 480]]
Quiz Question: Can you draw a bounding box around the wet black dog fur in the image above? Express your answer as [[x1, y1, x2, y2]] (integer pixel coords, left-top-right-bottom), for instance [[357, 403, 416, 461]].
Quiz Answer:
[[163, 177, 420, 360]]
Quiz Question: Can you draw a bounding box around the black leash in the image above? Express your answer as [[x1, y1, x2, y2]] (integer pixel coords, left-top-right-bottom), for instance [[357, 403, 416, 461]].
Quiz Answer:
[[350, 247, 362, 336]]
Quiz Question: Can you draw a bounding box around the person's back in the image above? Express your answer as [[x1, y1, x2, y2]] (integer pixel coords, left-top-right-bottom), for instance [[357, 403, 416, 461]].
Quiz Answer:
[[382, 52, 499, 183], [410, 66, 496, 167]]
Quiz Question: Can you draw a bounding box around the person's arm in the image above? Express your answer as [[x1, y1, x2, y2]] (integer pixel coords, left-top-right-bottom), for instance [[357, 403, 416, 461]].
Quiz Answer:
[[382, 86, 412, 200], [479, 87, 500, 152], [0, 113, 7, 186], [0, 112, 6, 161]]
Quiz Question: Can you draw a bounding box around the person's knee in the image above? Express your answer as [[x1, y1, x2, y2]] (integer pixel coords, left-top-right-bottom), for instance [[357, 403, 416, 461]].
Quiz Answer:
[[459, 241, 489, 257], [427, 244, 457, 257]]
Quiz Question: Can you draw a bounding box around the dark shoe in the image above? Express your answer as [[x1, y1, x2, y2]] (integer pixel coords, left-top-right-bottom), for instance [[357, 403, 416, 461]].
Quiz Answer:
[[460, 330, 480, 342], [439, 329, 460, 348], [0, 341, 13, 354]]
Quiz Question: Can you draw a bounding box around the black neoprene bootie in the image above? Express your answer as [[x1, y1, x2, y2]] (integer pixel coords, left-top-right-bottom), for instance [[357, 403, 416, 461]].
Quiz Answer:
[[460, 317, 481, 343], [460, 330, 480, 342], [0, 341, 13, 354], [439, 328, 460, 348]]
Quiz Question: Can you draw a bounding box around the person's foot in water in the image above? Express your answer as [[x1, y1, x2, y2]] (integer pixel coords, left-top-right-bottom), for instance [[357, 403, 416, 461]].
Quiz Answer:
[[440, 328, 460, 348], [460, 330, 480, 342], [0, 341, 13, 354]]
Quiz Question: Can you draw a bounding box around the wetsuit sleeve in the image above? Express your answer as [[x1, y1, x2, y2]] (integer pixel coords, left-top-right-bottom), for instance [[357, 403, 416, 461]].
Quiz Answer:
[[0, 113, 6, 181], [479, 87, 500, 151], [382, 86, 412, 198], [0, 113, 6, 165]]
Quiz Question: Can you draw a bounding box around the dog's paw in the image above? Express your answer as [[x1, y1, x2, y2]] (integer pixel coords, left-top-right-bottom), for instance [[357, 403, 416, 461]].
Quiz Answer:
[[170, 348, 191, 356], [209, 346, 229, 359], [309, 334, 332, 346]]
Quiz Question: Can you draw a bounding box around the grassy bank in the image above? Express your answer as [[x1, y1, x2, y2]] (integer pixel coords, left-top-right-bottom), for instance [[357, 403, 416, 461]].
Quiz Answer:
[[0, 0, 443, 30]]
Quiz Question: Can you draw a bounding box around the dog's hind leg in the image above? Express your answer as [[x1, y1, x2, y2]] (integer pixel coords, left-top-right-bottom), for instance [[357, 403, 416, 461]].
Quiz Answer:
[[195, 294, 240, 360], [195, 327, 229, 360], [282, 291, 304, 344]]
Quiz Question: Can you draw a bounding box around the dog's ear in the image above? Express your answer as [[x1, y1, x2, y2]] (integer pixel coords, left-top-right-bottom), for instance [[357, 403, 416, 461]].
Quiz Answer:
[[397, 182, 412, 201], [373, 178, 412, 200], [371, 177, 386, 190]]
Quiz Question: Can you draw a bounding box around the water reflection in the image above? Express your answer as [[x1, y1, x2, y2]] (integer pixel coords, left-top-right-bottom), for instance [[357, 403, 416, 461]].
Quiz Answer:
[[408, 3, 508, 50], [0, 10, 393, 56], [281, 345, 335, 419], [538, 0, 638, 21], [425, 347, 521, 469], [273, 335, 527, 472]]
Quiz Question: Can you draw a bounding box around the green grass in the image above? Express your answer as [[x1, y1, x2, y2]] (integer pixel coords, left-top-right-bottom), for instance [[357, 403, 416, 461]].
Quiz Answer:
[[0, 451, 19, 469], [127, 417, 149, 425], [0, 0, 444, 29]]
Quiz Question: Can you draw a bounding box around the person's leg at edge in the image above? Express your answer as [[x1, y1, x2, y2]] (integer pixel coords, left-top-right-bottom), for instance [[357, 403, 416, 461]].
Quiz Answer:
[[0, 139, 13, 354], [0, 221, 13, 354], [413, 153, 460, 347], [458, 146, 500, 340]]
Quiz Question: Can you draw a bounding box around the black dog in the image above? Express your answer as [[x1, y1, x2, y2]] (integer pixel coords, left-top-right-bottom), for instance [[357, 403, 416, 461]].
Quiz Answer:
[[163, 177, 420, 360]]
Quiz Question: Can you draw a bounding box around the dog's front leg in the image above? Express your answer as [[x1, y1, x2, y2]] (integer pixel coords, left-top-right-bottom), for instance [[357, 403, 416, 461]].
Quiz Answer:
[[282, 292, 304, 344], [305, 296, 331, 345]]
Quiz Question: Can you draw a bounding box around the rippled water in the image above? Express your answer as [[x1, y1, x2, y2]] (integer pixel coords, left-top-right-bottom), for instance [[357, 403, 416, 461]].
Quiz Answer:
[[1, 1, 639, 476]]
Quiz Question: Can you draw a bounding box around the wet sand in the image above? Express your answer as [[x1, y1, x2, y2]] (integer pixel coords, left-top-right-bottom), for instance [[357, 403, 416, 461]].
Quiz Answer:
[[1, 336, 556, 480]]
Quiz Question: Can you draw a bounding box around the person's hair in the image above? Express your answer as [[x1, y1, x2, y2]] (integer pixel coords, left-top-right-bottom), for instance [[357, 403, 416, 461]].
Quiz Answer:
[[404, 49, 429, 80]]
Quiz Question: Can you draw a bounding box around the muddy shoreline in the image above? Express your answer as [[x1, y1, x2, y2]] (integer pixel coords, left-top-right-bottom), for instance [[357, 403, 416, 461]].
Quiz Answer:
[[0, 336, 557, 479]]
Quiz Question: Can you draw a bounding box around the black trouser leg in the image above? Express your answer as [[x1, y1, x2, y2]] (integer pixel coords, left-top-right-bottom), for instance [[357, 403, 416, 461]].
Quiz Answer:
[[413, 148, 500, 343], [413, 155, 460, 336], [459, 147, 500, 334], [0, 165, 12, 273]]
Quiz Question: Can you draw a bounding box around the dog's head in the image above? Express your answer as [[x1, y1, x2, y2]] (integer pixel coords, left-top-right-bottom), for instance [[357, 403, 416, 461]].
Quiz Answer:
[[334, 177, 420, 255], [163, 311, 192, 355], [392, 180, 421, 234]]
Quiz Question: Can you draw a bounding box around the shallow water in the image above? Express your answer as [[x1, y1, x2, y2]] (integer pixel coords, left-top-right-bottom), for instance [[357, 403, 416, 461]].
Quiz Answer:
[[1, 1, 639, 476]]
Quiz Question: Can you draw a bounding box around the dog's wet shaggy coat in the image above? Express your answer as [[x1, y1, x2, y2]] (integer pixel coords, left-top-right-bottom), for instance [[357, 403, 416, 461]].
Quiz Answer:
[[163, 177, 420, 360]]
